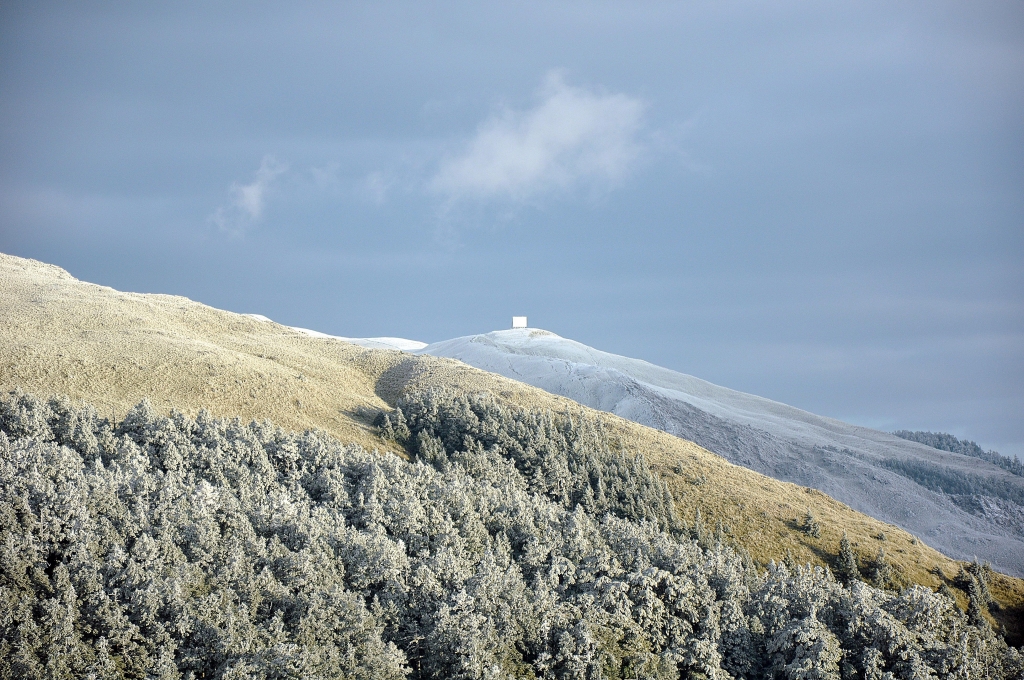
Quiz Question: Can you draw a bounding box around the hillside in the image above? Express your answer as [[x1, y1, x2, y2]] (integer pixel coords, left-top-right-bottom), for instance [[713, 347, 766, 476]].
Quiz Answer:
[[7, 391, 1022, 678], [2, 251, 1023, 643], [418, 329, 1024, 578]]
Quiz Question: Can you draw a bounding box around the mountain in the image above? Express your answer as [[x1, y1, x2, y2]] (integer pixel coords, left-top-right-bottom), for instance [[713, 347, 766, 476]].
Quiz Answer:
[[417, 329, 1024, 577], [276, 317, 428, 351], [3, 252, 1023, 642]]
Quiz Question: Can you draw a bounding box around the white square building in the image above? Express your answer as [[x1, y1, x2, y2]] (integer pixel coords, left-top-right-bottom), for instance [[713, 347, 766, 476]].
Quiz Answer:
[[512, 316, 528, 329]]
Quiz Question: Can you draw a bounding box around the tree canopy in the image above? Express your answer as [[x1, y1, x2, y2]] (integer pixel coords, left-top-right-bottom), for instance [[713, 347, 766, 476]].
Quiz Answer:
[[1, 390, 1020, 679]]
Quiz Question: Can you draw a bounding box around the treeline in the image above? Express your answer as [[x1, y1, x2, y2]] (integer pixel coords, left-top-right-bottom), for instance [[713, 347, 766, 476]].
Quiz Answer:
[[1, 390, 1021, 679], [894, 430, 1024, 477], [880, 457, 1024, 508], [379, 390, 679, 533]]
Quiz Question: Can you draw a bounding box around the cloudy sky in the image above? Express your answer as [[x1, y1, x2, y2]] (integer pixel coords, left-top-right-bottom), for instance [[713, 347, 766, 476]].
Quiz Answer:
[[1, 2, 1022, 456]]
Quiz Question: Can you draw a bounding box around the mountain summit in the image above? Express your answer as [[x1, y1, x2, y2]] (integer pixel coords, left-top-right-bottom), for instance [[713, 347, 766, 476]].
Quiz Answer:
[[416, 328, 1024, 576]]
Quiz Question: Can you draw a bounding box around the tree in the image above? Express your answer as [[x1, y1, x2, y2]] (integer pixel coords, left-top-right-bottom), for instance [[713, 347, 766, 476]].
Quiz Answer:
[[967, 577, 991, 631], [966, 559, 993, 606], [391, 406, 411, 445], [870, 549, 892, 589], [379, 412, 396, 440], [801, 509, 822, 539], [835, 533, 860, 584], [3, 389, 1022, 679], [693, 508, 708, 547], [766, 607, 842, 680], [785, 549, 798, 573]]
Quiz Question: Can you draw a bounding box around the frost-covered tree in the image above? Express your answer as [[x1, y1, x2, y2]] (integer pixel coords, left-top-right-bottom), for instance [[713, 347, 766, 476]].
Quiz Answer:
[[801, 510, 822, 539], [869, 549, 892, 590], [968, 578, 991, 631], [2, 389, 1022, 680], [835, 533, 860, 585]]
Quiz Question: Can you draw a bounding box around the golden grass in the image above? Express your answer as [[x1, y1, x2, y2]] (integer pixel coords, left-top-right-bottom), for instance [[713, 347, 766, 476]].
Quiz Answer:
[[2, 252, 1020, 642], [0, 254, 410, 452]]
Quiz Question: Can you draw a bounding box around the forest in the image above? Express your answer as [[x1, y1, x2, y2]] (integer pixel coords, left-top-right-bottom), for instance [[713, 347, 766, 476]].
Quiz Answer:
[[1, 389, 1020, 679], [879, 457, 1024, 508], [893, 430, 1024, 477]]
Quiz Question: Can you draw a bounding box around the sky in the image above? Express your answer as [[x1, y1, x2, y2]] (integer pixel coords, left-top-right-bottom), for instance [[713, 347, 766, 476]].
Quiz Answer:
[[1, 2, 1022, 457]]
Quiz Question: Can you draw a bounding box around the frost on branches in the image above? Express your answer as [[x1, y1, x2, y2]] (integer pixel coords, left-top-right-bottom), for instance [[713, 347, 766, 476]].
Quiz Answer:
[[0, 390, 1020, 679]]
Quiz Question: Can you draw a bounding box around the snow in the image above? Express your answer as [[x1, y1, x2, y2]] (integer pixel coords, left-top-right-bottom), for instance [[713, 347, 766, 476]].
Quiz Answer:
[[338, 336, 428, 351], [290, 325, 427, 350], [235, 316, 1024, 573], [417, 328, 1024, 575], [243, 314, 427, 351], [290, 325, 337, 339]]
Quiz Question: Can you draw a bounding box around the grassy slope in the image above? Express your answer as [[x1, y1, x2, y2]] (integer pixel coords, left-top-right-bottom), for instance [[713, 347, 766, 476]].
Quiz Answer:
[[2, 252, 1021, 642]]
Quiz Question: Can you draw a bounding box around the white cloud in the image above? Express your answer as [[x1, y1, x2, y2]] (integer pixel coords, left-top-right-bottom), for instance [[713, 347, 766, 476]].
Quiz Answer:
[[431, 72, 646, 204], [210, 155, 288, 235]]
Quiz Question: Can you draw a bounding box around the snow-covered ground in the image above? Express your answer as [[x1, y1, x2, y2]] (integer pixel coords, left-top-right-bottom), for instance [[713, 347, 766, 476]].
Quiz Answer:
[[243, 315, 426, 351], [416, 328, 1024, 575], [244, 316, 1024, 574], [291, 328, 426, 351]]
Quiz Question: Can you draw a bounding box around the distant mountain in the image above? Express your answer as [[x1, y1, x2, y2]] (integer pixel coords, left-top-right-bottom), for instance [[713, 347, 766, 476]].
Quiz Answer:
[[894, 430, 1024, 477], [416, 328, 1024, 576]]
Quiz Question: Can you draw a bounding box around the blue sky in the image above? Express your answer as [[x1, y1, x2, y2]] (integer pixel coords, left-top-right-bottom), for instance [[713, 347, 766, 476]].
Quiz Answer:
[[1, 2, 1022, 456]]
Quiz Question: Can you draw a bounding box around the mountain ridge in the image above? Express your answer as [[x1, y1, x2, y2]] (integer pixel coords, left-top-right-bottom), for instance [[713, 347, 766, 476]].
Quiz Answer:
[[3, 251, 1023, 640], [161, 315, 1024, 577], [412, 328, 1024, 577]]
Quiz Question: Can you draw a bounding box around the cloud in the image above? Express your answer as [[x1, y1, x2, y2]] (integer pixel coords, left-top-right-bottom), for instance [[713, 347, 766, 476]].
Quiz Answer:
[[430, 72, 646, 204], [210, 155, 288, 234]]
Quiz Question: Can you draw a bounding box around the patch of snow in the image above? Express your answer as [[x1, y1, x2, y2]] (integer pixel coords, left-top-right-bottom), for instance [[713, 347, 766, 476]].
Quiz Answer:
[[287, 324, 426, 351], [240, 312, 426, 352], [340, 336, 428, 351], [417, 328, 1024, 576], [290, 326, 337, 339]]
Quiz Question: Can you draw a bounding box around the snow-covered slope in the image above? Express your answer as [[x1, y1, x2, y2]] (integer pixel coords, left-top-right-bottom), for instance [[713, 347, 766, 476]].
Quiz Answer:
[[418, 328, 1024, 575], [291, 328, 426, 351], [242, 315, 427, 351]]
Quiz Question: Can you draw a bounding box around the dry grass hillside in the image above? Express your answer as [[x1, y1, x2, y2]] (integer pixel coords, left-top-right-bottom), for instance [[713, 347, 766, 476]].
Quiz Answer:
[[2, 252, 1021, 643]]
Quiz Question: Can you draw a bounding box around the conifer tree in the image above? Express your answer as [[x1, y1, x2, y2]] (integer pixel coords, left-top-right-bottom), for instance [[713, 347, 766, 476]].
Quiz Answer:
[[968, 577, 991, 631], [784, 548, 798, 572], [378, 412, 395, 440], [836, 532, 860, 584], [871, 548, 892, 589], [693, 508, 707, 547], [801, 509, 822, 538], [967, 558, 993, 606], [391, 406, 411, 445]]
